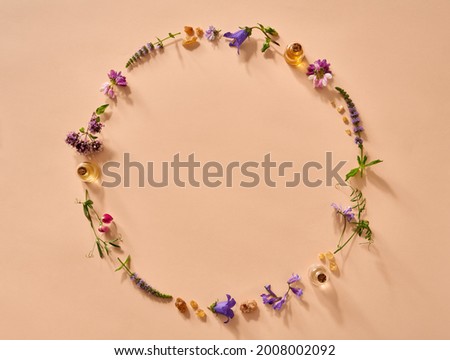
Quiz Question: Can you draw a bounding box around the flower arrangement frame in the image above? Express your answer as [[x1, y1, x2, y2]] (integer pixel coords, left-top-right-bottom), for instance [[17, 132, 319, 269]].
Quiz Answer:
[[66, 23, 383, 323]]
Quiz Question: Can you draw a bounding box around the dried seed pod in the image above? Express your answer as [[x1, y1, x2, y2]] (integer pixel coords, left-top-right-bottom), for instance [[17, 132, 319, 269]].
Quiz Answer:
[[342, 116, 349, 124], [175, 298, 188, 313], [337, 105, 345, 114], [318, 253, 326, 261]]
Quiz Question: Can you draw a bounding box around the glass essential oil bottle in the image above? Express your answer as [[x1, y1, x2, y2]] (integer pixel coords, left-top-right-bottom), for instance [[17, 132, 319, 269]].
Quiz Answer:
[[77, 162, 101, 183], [308, 264, 329, 286], [284, 43, 304, 66]]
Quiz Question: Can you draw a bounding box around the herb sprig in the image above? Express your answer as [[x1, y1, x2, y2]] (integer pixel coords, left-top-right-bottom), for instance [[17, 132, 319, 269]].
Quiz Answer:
[[78, 190, 121, 258], [333, 187, 373, 254]]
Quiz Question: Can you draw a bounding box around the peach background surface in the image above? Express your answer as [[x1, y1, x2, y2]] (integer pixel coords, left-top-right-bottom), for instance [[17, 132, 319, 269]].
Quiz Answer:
[[1, 0, 450, 340]]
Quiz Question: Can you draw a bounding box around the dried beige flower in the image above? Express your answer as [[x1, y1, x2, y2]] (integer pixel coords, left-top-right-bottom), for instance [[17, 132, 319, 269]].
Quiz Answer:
[[240, 300, 258, 313]]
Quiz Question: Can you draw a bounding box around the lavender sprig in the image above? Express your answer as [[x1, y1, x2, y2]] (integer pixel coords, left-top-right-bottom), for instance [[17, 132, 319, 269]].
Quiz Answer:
[[116, 256, 173, 299], [125, 32, 181, 68], [335, 87, 383, 181]]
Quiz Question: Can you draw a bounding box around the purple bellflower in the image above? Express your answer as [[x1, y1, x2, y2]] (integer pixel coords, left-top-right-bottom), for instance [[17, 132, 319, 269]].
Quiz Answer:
[[208, 294, 236, 323], [223, 28, 251, 54]]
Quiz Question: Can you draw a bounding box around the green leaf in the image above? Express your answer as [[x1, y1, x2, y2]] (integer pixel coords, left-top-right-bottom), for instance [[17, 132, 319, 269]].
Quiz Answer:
[[84, 199, 93, 208], [108, 242, 120, 248], [366, 159, 383, 167], [88, 133, 98, 140], [115, 255, 131, 272], [83, 204, 91, 221], [345, 167, 360, 181], [95, 104, 109, 115], [363, 155, 367, 165], [264, 26, 278, 36], [261, 40, 270, 53], [96, 241, 104, 258], [169, 32, 175, 38], [79, 127, 85, 133], [357, 155, 361, 165]]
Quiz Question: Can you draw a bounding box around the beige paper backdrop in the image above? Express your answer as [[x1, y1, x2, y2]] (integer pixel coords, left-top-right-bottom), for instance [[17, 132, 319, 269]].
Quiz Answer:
[[1, 0, 449, 339]]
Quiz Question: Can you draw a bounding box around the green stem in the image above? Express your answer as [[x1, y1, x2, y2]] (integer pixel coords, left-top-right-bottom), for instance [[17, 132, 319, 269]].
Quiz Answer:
[[360, 146, 364, 177], [117, 257, 133, 276], [337, 218, 347, 248], [249, 26, 280, 46], [91, 208, 102, 224], [334, 231, 358, 254], [157, 32, 181, 44]]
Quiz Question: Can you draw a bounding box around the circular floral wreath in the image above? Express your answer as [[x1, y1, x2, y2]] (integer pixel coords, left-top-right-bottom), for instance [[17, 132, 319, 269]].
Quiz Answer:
[[66, 24, 383, 323]]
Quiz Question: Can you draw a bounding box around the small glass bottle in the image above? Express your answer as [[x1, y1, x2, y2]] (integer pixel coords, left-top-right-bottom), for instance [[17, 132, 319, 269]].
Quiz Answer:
[[308, 264, 329, 286], [77, 161, 101, 183], [284, 43, 304, 66]]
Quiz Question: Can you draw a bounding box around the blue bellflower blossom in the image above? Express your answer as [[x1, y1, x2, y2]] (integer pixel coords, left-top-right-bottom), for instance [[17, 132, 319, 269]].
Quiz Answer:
[[209, 294, 236, 323], [223, 28, 251, 54]]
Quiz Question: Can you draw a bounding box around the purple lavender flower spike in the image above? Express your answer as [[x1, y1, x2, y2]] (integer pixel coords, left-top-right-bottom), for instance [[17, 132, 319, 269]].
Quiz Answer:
[[355, 137, 364, 146], [223, 28, 251, 54], [353, 126, 364, 134]]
